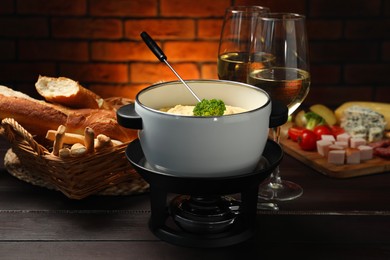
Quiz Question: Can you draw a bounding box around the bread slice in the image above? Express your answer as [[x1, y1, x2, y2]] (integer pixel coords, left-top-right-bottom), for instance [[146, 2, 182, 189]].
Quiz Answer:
[[35, 76, 105, 109]]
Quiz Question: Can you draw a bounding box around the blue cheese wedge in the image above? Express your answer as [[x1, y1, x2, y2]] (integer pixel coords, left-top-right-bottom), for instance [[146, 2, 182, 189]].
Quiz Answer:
[[341, 105, 386, 141]]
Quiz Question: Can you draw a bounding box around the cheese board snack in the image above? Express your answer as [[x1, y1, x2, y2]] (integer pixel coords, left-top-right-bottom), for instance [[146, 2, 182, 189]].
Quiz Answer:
[[335, 101, 390, 130]]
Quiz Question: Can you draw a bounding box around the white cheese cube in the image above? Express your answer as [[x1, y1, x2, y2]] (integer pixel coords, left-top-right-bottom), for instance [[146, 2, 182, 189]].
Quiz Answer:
[[334, 141, 348, 149], [336, 132, 350, 143], [321, 134, 335, 142], [329, 144, 344, 151], [350, 137, 366, 148], [328, 150, 345, 165], [358, 145, 374, 160], [317, 140, 333, 157], [346, 148, 360, 164]]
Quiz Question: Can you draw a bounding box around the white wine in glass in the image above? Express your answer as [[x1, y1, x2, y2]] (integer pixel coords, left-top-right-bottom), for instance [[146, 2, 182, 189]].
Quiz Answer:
[[218, 6, 269, 83], [248, 13, 310, 202]]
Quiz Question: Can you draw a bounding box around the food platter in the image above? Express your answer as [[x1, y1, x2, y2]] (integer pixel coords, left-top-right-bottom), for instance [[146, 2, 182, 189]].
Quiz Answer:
[[280, 136, 390, 178]]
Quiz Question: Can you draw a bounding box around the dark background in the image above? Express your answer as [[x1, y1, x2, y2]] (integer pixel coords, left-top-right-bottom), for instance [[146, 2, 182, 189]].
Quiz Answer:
[[0, 0, 389, 108]]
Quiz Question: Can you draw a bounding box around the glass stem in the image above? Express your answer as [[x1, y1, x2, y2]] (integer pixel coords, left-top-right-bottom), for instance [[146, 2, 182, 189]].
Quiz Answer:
[[269, 126, 282, 185]]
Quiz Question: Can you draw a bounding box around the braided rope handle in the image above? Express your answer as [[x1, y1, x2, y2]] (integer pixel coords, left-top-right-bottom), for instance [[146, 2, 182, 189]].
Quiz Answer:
[[1, 118, 48, 155]]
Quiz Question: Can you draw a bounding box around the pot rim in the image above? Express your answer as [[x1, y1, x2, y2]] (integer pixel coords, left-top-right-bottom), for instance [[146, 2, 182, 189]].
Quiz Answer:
[[135, 79, 271, 118]]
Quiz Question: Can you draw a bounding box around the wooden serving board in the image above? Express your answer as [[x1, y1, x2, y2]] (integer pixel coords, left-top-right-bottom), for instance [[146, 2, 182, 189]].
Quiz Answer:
[[280, 136, 390, 178]]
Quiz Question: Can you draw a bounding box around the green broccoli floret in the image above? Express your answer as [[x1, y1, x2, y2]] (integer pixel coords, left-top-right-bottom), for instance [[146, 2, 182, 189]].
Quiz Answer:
[[304, 111, 325, 130], [193, 99, 226, 116]]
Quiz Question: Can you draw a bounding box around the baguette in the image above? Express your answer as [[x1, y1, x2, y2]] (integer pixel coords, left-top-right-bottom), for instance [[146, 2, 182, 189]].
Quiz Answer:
[[0, 87, 68, 137], [35, 75, 108, 109], [0, 86, 137, 143]]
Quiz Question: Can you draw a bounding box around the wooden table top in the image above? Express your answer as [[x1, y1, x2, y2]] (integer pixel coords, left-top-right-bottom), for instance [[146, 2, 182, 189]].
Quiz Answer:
[[1, 137, 390, 259]]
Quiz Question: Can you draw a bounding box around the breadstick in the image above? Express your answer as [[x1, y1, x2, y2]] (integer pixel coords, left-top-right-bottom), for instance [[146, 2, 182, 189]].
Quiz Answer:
[[53, 125, 66, 156], [84, 127, 95, 153], [70, 143, 87, 157], [46, 130, 85, 145]]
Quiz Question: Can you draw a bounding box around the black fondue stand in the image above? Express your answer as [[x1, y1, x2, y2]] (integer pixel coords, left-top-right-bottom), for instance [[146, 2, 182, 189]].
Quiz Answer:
[[117, 101, 287, 248]]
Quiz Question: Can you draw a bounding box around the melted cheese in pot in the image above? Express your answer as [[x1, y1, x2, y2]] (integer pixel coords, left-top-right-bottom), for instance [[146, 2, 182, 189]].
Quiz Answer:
[[161, 105, 247, 116]]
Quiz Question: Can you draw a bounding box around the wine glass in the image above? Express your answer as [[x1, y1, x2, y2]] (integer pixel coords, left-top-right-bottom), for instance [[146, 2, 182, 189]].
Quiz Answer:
[[247, 13, 310, 202], [218, 5, 269, 83]]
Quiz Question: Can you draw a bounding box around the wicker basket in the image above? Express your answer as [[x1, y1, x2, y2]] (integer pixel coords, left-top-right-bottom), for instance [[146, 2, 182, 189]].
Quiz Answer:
[[0, 118, 149, 199]]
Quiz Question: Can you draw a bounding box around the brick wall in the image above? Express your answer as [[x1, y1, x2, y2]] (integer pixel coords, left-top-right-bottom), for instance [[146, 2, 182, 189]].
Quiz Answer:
[[0, 0, 389, 107]]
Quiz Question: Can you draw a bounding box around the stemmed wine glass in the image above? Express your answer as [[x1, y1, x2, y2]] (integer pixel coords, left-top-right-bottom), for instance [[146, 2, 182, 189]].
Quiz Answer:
[[218, 6, 269, 83], [247, 13, 310, 202]]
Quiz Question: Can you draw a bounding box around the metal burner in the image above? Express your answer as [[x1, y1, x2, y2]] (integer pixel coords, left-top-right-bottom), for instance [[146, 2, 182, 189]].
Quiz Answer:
[[125, 139, 283, 248], [170, 195, 240, 234]]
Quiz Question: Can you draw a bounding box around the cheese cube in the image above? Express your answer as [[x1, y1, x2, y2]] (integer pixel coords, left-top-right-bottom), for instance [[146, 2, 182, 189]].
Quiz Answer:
[[328, 144, 344, 151], [346, 148, 360, 164], [350, 137, 366, 148], [328, 150, 345, 165], [336, 132, 351, 143], [334, 141, 348, 149], [321, 134, 335, 142], [358, 145, 374, 160], [317, 140, 333, 157]]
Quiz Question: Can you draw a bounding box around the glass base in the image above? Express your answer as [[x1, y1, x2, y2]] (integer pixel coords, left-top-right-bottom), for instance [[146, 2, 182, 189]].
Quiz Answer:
[[257, 179, 303, 201]]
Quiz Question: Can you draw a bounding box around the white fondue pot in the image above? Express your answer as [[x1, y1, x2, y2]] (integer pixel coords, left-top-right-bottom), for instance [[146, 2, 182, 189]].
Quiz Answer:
[[117, 80, 287, 177]]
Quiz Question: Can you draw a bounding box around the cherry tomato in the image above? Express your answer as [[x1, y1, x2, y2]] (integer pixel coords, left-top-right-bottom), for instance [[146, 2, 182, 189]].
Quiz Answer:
[[298, 129, 317, 151], [313, 125, 332, 140], [288, 126, 305, 142], [330, 125, 345, 137]]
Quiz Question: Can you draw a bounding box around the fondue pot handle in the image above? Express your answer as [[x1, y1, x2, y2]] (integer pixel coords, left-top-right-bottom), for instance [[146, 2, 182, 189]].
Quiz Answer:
[[116, 103, 143, 129], [269, 100, 288, 128]]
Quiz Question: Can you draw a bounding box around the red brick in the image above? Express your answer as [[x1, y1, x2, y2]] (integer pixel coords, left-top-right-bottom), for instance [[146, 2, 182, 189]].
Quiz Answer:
[[52, 18, 122, 39], [374, 87, 390, 103], [0, 0, 14, 14], [383, 42, 390, 61], [90, 0, 157, 16], [345, 20, 390, 39], [161, 0, 229, 17], [201, 63, 218, 79], [386, 0, 390, 16], [198, 19, 223, 40], [19, 40, 88, 61], [165, 41, 219, 62], [0, 62, 56, 82], [130, 63, 200, 83], [92, 41, 157, 62], [60, 63, 129, 83], [236, 0, 306, 14], [307, 20, 343, 40], [304, 86, 373, 108], [17, 0, 86, 15], [310, 42, 379, 62], [125, 19, 195, 40], [345, 64, 390, 84], [310, 65, 341, 85], [90, 84, 149, 99], [0, 17, 48, 37], [0, 40, 15, 60], [309, 0, 381, 17]]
